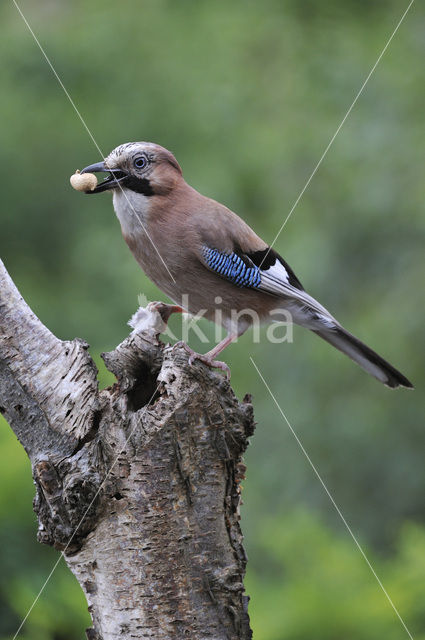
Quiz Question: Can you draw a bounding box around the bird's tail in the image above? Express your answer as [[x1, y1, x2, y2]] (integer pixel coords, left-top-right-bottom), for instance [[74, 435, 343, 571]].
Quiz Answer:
[[313, 325, 413, 389]]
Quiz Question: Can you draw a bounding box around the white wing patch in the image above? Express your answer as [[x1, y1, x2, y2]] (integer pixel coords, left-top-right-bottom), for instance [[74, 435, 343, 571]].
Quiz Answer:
[[263, 260, 290, 284], [259, 257, 337, 330]]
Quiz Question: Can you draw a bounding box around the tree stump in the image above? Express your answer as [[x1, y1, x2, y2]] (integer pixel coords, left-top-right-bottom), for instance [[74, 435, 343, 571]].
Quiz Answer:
[[0, 259, 254, 640]]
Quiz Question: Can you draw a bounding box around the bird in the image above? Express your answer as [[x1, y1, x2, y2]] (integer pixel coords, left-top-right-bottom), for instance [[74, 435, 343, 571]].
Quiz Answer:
[[79, 141, 413, 389]]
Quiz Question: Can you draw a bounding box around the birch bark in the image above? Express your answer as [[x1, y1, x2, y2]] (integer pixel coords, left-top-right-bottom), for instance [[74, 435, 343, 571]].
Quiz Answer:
[[0, 259, 254, 640]]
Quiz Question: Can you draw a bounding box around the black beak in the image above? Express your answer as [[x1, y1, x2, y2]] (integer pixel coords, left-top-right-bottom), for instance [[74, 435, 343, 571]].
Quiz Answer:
[[80, 161, 128, 193]]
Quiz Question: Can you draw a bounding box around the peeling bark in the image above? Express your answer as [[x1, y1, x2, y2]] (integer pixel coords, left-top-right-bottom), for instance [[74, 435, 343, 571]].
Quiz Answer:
[[0, 260, 254, 640]]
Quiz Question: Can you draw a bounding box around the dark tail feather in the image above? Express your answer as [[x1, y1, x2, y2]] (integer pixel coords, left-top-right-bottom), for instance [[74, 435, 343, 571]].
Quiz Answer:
[[313, 326, 413, 389]]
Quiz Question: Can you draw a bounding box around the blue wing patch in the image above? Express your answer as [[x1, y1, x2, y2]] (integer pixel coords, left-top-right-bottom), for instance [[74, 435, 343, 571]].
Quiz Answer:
[[202, 244, 336, 327], [202, 246, 261, 288]]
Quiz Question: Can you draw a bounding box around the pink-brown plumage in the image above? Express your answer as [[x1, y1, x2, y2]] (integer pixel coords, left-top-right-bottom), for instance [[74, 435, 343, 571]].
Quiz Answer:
[[78, 142, 413, 388]]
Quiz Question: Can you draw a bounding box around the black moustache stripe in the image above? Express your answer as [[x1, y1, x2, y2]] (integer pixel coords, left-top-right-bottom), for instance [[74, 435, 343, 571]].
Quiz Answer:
[[123, 176, 154, 196]]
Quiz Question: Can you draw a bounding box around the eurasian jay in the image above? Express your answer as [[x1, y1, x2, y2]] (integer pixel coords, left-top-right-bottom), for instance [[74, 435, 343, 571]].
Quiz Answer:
[[79, 141, 413, 389]]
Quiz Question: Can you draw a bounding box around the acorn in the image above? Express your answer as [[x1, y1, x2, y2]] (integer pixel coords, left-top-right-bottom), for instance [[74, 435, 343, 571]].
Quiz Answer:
[[70, 170, 98, 192]]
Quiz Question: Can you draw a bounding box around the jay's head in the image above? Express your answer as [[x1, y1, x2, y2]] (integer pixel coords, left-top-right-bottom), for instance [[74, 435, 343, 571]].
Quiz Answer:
[[81, 142, 182, 196]]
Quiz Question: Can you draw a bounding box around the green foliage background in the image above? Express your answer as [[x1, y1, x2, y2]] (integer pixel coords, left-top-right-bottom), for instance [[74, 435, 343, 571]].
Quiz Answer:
[[0, 1, 424, 638]]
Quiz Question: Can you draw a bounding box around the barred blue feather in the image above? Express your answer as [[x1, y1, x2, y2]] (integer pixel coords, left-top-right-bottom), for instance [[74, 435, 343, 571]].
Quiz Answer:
[[202, 246, 261, 288]]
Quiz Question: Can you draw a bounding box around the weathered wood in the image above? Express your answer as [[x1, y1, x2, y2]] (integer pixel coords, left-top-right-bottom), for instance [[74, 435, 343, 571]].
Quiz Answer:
[[0, 261, 99, 459], [0, 259, 254, 640]]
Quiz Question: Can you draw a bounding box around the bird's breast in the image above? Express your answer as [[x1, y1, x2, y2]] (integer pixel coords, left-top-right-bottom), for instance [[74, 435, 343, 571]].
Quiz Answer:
[[112, 189, 151, 238], [113, 189, 185, 299]]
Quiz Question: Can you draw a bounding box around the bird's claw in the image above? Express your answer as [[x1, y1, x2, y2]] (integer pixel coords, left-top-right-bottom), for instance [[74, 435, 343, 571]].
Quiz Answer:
[[188, 352, 231, 379], [174, 342, 231, 379]]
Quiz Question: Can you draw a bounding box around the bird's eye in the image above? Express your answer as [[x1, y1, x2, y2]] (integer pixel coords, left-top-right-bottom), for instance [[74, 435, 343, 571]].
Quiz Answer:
[[134, 155, 147, 170]]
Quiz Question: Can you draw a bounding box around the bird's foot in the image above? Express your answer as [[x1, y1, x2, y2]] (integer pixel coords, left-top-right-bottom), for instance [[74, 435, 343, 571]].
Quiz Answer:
[[174, 341, 231, 379]]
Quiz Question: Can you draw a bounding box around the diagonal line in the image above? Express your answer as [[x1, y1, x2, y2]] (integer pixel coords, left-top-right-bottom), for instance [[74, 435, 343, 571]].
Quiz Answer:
[[11, 0, 100, 156], [250, 356, 414, 639], [12, 383, 162, 640], [263, 0, 415, 267], [11, 0, 176, 284]]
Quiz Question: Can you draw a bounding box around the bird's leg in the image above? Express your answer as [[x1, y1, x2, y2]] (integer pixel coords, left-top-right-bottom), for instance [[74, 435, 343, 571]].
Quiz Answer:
[[176, 333, 237, 379]]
